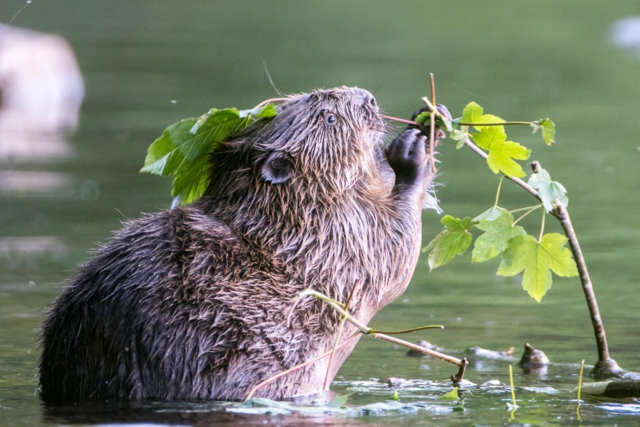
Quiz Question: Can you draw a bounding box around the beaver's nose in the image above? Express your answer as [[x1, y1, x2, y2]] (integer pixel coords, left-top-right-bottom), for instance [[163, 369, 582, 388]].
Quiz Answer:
[[354, 88, 377, 108]]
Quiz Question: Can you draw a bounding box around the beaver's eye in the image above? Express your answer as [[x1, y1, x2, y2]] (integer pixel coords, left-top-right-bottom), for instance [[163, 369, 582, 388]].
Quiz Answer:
[[325, 113, 337, 126]]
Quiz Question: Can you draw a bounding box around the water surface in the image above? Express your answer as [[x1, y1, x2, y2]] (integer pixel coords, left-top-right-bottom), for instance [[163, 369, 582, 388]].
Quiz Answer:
[[1, 1, 640, 425]]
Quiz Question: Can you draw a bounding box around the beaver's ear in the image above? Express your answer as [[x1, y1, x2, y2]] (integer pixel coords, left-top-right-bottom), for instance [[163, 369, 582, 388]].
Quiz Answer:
[[261, 152, 293, 184]]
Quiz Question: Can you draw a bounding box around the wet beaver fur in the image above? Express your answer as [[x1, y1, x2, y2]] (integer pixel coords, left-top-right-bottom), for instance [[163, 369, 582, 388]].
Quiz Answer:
[[40, 87, 439, 401]]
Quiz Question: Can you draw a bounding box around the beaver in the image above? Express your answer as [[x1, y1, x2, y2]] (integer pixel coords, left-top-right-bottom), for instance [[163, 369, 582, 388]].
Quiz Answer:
[[40, 86, 441, 401]]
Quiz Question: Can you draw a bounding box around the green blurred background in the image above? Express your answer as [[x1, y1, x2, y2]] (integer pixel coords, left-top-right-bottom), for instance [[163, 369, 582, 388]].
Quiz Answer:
[[1, 0, 640, 425]]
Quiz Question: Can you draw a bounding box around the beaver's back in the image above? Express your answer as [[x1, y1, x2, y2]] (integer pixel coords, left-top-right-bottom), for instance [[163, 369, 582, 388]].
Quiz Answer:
[[40, 206, 312, 401]]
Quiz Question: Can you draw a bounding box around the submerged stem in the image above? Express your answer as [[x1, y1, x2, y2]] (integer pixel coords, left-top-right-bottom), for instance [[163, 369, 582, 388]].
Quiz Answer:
[[577, 359, 585, 404], [509, 364, 517, 408]]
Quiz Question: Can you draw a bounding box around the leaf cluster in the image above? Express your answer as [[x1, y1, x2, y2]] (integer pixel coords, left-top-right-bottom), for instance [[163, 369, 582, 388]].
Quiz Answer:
[[141, 104, 277, 207], [447, 102, 556, 178], [423, 206, 577, 302], [421, 101, 575, 302]]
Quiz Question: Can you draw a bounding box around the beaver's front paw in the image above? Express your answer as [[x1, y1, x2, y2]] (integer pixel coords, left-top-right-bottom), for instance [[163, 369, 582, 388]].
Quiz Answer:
[[386, 128, 429, 186]]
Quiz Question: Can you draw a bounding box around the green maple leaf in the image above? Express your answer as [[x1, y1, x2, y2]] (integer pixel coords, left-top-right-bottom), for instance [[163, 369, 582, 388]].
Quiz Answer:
[[472, 207, 526, 263], [141, 104, 277, 206], [439, 387, 460, 400], [450, 128, 469, 149], [472, 126, 531, 178], [414, 111, 431, 124], [415, 110, 453, 132], [497, 233, 578, 302], [487, 138, 531, 178], [472, 125, 504, 151], [473, 206, 504, 222], [528, 167, 568, 212], [531, 118, 556, 145], [422, 215, 474, 270], [461, 101, 505, 131]]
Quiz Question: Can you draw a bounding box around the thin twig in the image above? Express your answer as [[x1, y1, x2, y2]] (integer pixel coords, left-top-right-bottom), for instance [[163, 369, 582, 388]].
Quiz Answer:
[[344, 278, 359, 308], [538, 204, 546, 242], [253, 97, 288, 108], [428, 74, 438, 174], [324, 317, 348, 391], [494, 176, 504, 207], [369, 325, 443, 335], [245, 332, 361, 400], [369, 332, 466, 367], [302, 290, 467, 369], [430, 73, 436, 107], [509, 205, 542, 214], [508, 364, 518, 421], [576, 359, 585, 420], [458, 121, 532, 127], [577, 359, 585, 404], [324, 279, 360, 390], [380, 115, 420, 126], [509, 364, 517, 408], [512, 205, 540, 226]]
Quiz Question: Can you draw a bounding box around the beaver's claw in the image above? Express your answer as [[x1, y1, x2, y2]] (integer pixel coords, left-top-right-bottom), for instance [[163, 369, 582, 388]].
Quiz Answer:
[[386, 128, 429, 186]]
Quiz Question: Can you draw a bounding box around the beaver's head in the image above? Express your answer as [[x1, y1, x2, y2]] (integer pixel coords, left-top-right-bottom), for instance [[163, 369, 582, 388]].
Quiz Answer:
[[205, 87, 388, 211], [255, 87, 385, 189]]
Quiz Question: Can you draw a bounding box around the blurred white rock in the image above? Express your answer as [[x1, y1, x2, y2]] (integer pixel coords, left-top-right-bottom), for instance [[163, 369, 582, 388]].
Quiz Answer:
[[0, 24, 84, 161], [611, 16, 640, 56]]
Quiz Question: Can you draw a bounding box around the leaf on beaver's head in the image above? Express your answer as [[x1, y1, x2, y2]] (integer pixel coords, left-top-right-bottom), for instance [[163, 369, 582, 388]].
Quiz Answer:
[[141, 104, 278, 207]]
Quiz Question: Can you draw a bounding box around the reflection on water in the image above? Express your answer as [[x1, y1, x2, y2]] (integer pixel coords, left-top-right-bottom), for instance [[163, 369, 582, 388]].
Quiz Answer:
[[0, 236, 68, 269], [41, 399, 383, 426], [0, 24, 83, 161], [0, 170, 73, 193]]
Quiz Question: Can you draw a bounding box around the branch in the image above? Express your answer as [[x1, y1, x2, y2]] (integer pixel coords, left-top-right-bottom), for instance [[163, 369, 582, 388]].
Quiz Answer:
[[458, 121, 532, 127], [551, 201, 622, 377], [462, 137, 622, 377], [301, 290, 468, 379], [463, 137, 540, 200]]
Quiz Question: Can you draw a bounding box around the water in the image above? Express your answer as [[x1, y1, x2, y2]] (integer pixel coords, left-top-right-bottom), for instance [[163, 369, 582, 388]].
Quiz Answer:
[[1, 0, 640, 425]]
